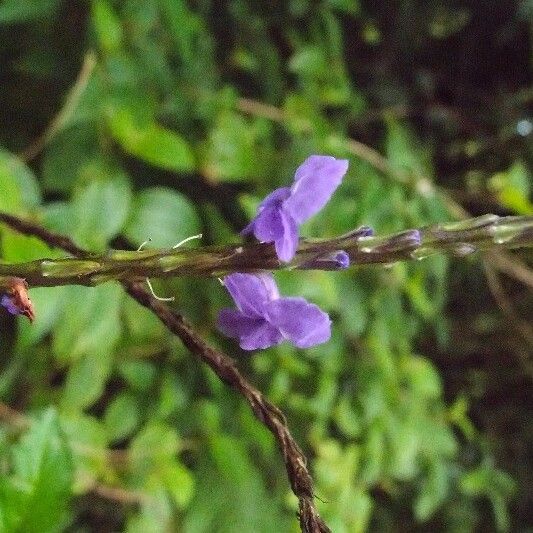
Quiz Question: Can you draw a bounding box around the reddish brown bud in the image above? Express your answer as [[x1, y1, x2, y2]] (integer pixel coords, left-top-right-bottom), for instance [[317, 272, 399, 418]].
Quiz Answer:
[[1, 277, 35, 322]]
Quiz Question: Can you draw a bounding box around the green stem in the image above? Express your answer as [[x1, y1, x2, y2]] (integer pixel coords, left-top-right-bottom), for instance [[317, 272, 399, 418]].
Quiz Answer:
[[0, 214, 531, 288]]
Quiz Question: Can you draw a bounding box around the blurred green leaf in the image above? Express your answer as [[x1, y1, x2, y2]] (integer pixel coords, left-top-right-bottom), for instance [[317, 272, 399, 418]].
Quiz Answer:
[[156, 372, 188, 419], [334, 393, 363, 438], [126, 488, 173, 533], [60, 413, 108, 493], [118, 359, 158, 392], [414, 460, 449, 520], [402, 355, 442, 400], [124, 187, 201, 247], [7, 409, 73, 533], [209, 434, 255, 485], [91, 0, 123, 53], [327, 0, 360, 15], [489, 161, 533, 215], [42, 125, 100, 193], [0, 149, 41, 212], [130, 422, 180, 474], [104, 392, 141, 442], [53, 284, 123, 364], [71, 164, 132, 250], [201, 111, 273, 181], [108, 108, 196, 172], [160, 462, 195, 509], [386, 118, 432, 179], [55, 284, 123, 410]]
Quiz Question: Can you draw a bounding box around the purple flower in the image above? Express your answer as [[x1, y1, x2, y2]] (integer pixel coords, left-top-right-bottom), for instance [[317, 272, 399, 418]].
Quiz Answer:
[[242, 155, 349, 262], [217, 273, 331, 351]]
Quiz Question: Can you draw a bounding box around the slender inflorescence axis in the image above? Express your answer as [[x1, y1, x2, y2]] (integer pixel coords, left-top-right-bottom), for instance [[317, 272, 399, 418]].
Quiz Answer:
[[0, 212, 531, 288]]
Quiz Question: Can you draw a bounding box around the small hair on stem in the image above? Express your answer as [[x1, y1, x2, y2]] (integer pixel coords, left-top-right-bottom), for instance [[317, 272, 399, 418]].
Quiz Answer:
[[172, 233, 203, 248], [139, 234, 203, 302]]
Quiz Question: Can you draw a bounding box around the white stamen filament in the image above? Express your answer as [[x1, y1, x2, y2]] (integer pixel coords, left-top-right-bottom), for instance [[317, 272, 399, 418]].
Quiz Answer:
[[145, 277, 175, 302], [172, 233, 203, 248]]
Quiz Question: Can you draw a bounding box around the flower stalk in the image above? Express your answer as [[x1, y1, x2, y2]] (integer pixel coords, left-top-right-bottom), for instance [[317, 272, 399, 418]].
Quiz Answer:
[[0, 212, 531, 288]]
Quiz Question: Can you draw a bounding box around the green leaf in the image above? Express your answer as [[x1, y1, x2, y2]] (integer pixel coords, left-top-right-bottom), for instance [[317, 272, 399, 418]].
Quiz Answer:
[[91, 0, 123, 52], [402, 355, 442, 400], [159, 0, 217, 90], [184, 454, 290, 533], [0, 477, 28, 533], [0, 148, 41, 213], [122, 295, 167, 341], [124, 187, 201, 247], [104, 392, 141, 442], [334, 394, 362, 438], [71, 164, 132, 250], [289, 45, 327, 77], [62, 348, 115, 412], [129, 421, 194, 509], [9, 409, 73, 533], [108, 108, 195, 172], [156, 372, 188, 419], [54, 284, 123, 410], [160, 462, 195, 509], [59, 413, 108, 493], [53, 284, 123, 364], [130, 422, 180, 475], [40, 201, 74, 236], [201, 111, 273, 181], [126, 489, 173, 533], [414, 461, 449, 520], [208, 434, 255, 485], [327, 0, 360, 15], [386, 118, 432, 178], [489, 161, 533, 215], [1, 232, 53, 263], [118, 360, 157, 393], [42, 125, 100, 193]]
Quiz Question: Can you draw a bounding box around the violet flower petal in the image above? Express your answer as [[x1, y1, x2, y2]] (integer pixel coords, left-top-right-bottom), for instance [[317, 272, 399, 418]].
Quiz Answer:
[[217, 309, 283, 350], [266, 297, 331, 348], [217, 308, 263, 338], [284, 155, 348, 224], [274, 209, 299, 262], [254, 272, 280, 301], [247, 206, 285, 243], [241, 187, 290, 238], [223, 273, 275, 317], [239, 321, 284, 351], [258, 187, 291, 210]]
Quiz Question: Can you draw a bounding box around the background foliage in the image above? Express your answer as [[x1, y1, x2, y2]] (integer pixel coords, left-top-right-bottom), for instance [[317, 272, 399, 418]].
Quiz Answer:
[[0, 1, 532, 531]]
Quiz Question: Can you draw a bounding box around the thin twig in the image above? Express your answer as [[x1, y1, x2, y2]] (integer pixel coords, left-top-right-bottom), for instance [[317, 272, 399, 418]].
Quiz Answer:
[[90, 482, 149, 506], [482, 262, 533, 379], [18, 52, 97, 162], [0, 213, 330, 533], [0, 401, 30, 430], [486, 251, 533, 290]]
